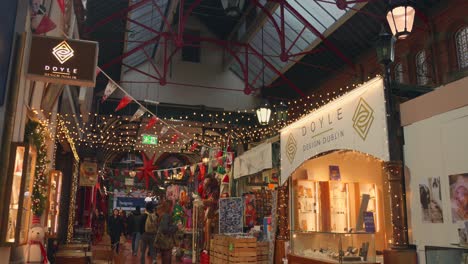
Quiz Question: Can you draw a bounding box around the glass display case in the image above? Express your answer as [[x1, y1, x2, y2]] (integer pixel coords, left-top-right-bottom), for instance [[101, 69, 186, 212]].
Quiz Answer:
[[1, 143, 37, 245], [425, 246, 468, 264], [291, 231, 376, 263], [46, 170, 63, 236]]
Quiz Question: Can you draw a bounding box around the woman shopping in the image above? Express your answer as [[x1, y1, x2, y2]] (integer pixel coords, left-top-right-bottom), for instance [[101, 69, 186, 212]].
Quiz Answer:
[[155, 200, 180, 264]]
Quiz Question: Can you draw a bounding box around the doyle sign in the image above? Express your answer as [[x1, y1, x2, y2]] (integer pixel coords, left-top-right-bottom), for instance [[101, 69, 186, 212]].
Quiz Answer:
[[27, 35, 98, 87], [280, 77, 389, 184]]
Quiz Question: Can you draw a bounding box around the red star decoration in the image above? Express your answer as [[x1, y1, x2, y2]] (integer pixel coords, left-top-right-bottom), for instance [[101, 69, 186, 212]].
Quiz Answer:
[[136, 152, 158, 189]]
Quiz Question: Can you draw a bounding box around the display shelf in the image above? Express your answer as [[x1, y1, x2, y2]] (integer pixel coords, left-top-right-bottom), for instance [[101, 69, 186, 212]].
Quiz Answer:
[[291, 231, 376, 263]]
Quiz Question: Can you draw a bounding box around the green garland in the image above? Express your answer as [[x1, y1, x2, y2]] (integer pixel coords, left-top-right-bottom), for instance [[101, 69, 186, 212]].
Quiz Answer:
[[25, 121, 49, 216]]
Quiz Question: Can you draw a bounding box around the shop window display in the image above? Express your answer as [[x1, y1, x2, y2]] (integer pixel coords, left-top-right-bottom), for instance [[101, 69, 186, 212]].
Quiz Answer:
[[290, 151, 387, 263], [46, 170, 63, 236], [2, 144, 37, 245]]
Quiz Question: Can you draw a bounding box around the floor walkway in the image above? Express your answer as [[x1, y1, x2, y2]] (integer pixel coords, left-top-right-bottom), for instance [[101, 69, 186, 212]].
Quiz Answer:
[[96, 237, 176, 264]]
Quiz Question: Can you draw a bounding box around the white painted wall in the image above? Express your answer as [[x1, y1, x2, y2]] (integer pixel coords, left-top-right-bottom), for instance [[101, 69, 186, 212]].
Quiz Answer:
[[121, 17, 257, 111], [404, 105, 468, 264]]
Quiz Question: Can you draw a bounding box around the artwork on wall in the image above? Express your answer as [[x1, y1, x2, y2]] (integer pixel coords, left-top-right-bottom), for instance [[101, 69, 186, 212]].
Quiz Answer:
[[419, 177, 444, 223], [219, 197, 243, 234], [449, 174, 468, 223], [329, 165, 341, 181]]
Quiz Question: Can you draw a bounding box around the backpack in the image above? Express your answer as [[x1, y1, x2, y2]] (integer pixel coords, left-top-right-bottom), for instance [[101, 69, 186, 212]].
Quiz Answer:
[[145, 213, 158, 233]]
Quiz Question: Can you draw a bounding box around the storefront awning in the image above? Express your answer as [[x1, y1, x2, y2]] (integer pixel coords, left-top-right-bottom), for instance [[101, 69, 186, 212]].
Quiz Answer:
[[233, 142, 272, 179]]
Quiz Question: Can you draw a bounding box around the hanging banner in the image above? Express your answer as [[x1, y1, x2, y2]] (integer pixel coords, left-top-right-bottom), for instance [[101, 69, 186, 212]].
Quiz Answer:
[[27, 35, 98, 87], [233, 143, 272, 179], [79, 161, 98, 186], [280, 77, 389, 184]]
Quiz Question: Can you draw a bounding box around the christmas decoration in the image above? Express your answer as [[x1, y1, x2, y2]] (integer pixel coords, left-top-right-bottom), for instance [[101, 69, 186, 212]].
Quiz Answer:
[[145, 116, 159, 130], [57, 0, 65, 13], [173, 202, 185, 225], [115, 96, 132, 111], [130, 107, 146, 122], [102, 81, 118, 102], [171, 133, 180, 144], [33, 15, 56, 34], [25, 121, 49, 216], [136, 152, 158, 189]]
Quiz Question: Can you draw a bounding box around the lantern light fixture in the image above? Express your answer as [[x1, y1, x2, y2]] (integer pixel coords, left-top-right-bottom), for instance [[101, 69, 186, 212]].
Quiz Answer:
[[386, 0, 416, 39], [376, 26, 396, 66], [276, 101, 288, 123], [220, 0, 245, 17], [256, 99, 272, 126]]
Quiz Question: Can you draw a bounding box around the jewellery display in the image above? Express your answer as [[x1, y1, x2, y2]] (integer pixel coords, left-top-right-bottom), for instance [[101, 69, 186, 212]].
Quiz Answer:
[[295, 180, 319, 231]]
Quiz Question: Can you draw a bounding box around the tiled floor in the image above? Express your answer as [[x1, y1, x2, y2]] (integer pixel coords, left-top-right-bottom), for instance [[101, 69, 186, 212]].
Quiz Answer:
[[98, 238, 176, 264]]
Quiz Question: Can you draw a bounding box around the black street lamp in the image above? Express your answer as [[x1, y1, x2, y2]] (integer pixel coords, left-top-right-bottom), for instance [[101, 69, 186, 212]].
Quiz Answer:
[[220, 0, 245, 17], [386, 0, 416, 39], [275, 101, 288, 123], [376, 26, 411, 250]]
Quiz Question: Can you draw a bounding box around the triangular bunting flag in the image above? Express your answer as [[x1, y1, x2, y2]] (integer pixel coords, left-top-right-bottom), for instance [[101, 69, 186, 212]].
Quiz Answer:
[[226, 152, 234, 165], [190, 164, 197, 176], [34, 15, 57, 34], [190, 142, 199, 152], [170, 134, 179, 144], [57, 0, 65, 13], [164, 170, 169, 179], [145, 116, 159, 130], [156, 171, 161, 179], [115, 96, 132, 111], [200, 147, 206, 156], [102, 81, 118, 102], [173, 168, 177, 176], [181, 166, 186, 176], [160, 126, 169, 136], [130, 107, 146, 122]]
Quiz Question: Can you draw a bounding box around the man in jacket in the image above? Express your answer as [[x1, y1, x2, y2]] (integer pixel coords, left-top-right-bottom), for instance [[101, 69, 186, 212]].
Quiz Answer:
[[140, 202, 158, 264], [108, 208, 124, 253], [127, 205, 144, 256]]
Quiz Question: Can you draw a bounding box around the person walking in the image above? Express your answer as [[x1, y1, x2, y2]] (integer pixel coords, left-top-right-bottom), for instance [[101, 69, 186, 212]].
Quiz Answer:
[[156, 200, 179, 264], [127, 205, 144, 256], [140, 202, 158, 264], [108, 208, 124, 254]]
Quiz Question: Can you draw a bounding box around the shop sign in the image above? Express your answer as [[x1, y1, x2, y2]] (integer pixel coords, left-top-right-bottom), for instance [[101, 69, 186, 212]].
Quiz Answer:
[[115, 197, 146, 210], [233, 143, 272, 179], [280, 77, 389, 184], [79, 161, 98, 186], [142, 134, 158, 145], [27, 35, 98, 87], [125, 178, 134, 186]]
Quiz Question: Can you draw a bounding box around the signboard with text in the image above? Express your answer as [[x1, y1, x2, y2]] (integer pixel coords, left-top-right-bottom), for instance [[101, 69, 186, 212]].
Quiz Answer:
[[280, 77, 389, 184], [27, 35, 98, 87]]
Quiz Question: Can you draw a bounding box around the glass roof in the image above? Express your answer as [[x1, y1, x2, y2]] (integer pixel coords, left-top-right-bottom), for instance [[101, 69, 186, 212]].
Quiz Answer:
[[123, 0, 169, 68], [230, 0, 356, 88]]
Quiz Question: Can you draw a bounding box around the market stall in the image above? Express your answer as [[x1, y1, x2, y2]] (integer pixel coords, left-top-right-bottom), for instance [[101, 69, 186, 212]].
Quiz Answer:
[[280, 77, 396, 264]]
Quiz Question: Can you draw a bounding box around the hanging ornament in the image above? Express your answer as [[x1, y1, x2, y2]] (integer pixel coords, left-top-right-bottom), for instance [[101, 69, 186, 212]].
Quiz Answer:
[[102, 81, 118, 102], [136, 152, 158, 189], [130, 107, 146, 122], [160, 126, 169, 136], [115, 96, 132, 111], [145, 116, 159, 130]]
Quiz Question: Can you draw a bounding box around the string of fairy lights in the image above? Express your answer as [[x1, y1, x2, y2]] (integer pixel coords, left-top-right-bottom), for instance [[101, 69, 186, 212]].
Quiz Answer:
[[34, 75, 382, 154]]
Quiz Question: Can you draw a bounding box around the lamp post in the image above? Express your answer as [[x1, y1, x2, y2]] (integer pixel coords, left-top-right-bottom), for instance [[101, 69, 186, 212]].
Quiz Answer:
[[386, 0, 416, 39], [376, 26, 412, 252], [220, 0, 245, 17], [256, 99, 272, 126]]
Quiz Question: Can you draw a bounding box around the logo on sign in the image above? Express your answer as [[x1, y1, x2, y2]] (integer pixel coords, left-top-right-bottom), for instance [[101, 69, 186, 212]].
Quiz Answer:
[[52, 41, 74, 64], [352, 98, 374, 140], [286, 134, 297, 164]]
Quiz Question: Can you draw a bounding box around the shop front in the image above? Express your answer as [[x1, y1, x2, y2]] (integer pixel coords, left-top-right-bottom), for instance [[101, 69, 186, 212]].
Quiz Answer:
[[280, 77, 403, 264]]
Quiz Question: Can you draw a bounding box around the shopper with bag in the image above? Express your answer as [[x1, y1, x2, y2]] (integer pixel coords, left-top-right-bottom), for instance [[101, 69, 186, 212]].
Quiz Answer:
[[108, 208, 124, 254], [128, 205, 144, 256], [140, 202, 158, 264], [155, 200, 179, 264]]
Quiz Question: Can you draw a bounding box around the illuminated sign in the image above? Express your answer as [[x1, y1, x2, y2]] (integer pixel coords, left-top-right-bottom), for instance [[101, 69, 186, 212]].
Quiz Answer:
[[27, 35, 98, 87], [142, 134, 158, 145]]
